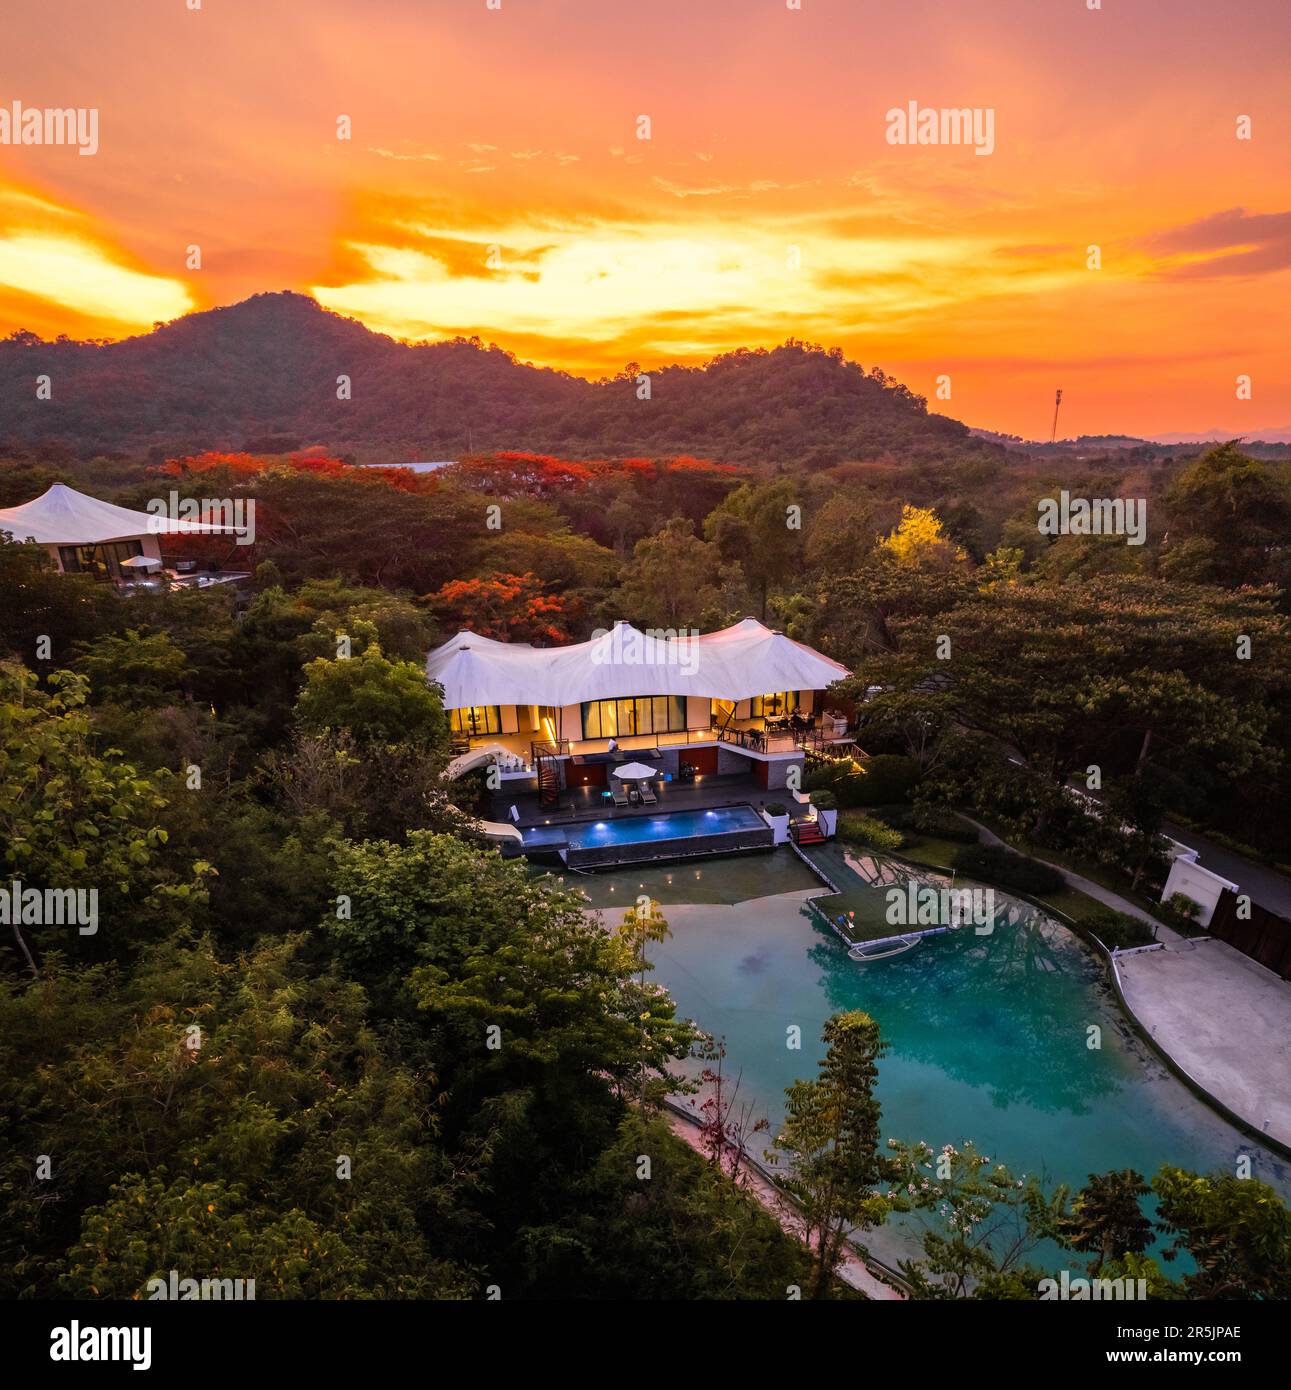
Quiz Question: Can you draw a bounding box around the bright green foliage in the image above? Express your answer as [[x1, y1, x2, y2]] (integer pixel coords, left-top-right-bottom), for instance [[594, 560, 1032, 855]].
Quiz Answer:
[[885, 1138, 1058, 1299], [0, 662, 210, 968], [295, 639, 449, 750], [877, 505, 967, 568], [837, 814, 905, 853], [73, 628, 192, 707], [776, 1010, 892, 1298], [1153, 1167, 1291, 1299], [325, 832, 698, 1102]]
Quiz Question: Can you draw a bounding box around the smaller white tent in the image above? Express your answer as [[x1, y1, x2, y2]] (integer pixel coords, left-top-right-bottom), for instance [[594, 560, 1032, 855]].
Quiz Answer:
[[0, 483, 236, 546]]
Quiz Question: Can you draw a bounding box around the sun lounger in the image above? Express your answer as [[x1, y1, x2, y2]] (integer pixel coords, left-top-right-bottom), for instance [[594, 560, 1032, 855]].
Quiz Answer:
[[639, 783, 657, 805], [612, 786, 630, 808]]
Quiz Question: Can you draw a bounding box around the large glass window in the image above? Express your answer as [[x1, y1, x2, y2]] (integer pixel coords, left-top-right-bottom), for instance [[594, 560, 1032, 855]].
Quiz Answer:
[[751, 691, 797, 718], [451, 705, 501, 737], [581, 695, 685, 740], [58, 540, 143, 580]]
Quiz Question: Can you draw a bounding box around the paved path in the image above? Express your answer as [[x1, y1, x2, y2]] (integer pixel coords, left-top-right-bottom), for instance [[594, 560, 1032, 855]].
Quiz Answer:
[[1161, 819, 1291, 921], [664, 1105, 903, 1300], [1115, 937, 1291, 1152], [962, 817, 1179, 936], [960, 816, 1291, 1153]]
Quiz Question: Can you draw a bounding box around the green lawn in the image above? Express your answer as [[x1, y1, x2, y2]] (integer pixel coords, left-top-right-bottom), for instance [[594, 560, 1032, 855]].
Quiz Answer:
[[832, 807, 1166, 930]]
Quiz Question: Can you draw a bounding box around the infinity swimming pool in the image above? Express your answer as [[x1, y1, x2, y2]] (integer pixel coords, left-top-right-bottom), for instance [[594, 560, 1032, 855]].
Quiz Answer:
[[522, 803, 765, 850], [585, 852, 1291, 1275]]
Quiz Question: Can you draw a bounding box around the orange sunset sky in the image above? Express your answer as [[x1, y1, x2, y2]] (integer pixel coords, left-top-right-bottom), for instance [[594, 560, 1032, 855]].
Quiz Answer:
[[1, 0, 1289, 438]]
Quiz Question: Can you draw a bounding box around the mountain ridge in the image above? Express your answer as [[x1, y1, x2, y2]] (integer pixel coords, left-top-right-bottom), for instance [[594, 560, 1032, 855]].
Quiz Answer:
[[0, 291, 987, 467]]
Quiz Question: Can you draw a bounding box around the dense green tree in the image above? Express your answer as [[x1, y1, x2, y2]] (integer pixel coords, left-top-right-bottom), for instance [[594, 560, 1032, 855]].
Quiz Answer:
[[860, 577, 1291, 787], [296, 638, 450, 751], [1153, 1167, 1291, 1299], [1162, 443, 1291, 589], [0, 663, 210, 971], [617, 517, 736, 629], [0, 934, 470, 1298], [73, 628, 192, 707], [517, 1113, 817, 1299], [706, 479, 803, 620], [776, 1010, 891, 1298], [0, 538, 121, 671], [1057, 1169, 1154, 1272], [803, 493, 876, 576]]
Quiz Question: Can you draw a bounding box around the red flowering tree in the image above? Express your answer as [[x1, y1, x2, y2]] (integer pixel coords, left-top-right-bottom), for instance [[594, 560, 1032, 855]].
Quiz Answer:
[[426, 571, 573, 644]]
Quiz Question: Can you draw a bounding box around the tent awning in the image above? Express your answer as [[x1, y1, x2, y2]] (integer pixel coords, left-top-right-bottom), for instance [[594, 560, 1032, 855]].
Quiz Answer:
[[0, 483, 239, 546], [425, 618, 850, 709]]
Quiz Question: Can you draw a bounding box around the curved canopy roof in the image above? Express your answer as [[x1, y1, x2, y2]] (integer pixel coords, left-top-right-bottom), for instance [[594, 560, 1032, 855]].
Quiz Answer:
[[0, 483, 237, 546], [425, 618, 850, 707]]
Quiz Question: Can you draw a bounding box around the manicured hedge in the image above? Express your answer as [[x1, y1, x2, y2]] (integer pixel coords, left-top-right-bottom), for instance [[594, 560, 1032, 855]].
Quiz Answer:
[[804, 754, 921, 808], [876, 805, 979, 844], [950, 843, 1065, 894], [1076, 907, 1156, 951], [838, 815, 905, 853]]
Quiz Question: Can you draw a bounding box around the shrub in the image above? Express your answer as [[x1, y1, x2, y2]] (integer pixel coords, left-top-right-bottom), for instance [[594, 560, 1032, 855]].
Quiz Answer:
[[950, 844, 1065, 894], [852, 755, 921, 806], [838, 814, 905, 853], [1164, 892, 1201, 922], [763, 801, 788, 818], [808, 788, 836, 810], [914, 809, 978, 844], [804, 754, 920, 808], [1159, 893, 1206, 937], [1077, 907, 1156, 951]]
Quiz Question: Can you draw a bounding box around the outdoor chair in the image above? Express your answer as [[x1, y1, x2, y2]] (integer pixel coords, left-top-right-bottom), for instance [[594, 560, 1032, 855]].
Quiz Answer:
[[640, 783, 658, 805], [612, 786, 630, 808]]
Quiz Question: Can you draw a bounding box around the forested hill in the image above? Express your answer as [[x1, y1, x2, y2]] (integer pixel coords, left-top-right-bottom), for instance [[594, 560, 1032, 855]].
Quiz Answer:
[[0, 292, 987, 466]]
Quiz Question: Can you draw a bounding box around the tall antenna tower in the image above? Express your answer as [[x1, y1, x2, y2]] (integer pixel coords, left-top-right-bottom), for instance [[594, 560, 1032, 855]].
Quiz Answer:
[[1050, 388, 1064, 444]]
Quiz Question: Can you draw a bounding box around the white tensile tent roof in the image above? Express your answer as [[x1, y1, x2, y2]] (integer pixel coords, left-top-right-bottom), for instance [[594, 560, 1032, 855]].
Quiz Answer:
[[425, 618, 850, 707], [0, 483, 237, 546]]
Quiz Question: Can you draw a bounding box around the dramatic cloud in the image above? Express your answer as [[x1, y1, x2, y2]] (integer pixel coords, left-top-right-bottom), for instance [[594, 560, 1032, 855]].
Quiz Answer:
[[0, 0, 1288, 434], [1145, 208, 1291, 278]]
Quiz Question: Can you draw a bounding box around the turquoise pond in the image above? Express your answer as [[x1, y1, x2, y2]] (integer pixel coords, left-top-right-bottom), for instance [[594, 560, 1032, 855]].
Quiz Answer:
[[570, 851, 1291, 1271]]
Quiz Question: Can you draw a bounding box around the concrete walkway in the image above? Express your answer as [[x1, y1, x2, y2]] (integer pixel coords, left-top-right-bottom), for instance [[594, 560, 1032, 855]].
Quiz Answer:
[[963, 817, 1179, 936], [961, 816, 1291, 1153], [1162, 818, 1291, 921], [1115, 937, 1291, 1152]]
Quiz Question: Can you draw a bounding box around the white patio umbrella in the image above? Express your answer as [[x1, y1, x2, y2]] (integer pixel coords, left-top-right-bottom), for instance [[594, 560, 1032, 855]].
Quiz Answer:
[[612, 761, 659, 781], [120, 554, 163, 570]]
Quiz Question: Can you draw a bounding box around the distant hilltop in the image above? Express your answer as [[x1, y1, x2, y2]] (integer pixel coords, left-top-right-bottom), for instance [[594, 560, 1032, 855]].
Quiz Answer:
[[0, 291, 981, 468], [970, 426, 1291, 458]]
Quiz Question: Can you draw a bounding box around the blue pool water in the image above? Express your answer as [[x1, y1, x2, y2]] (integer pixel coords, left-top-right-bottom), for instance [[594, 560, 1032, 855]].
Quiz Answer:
[[524, 803, 764, 850], [599, 854, 1291, 1275]]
